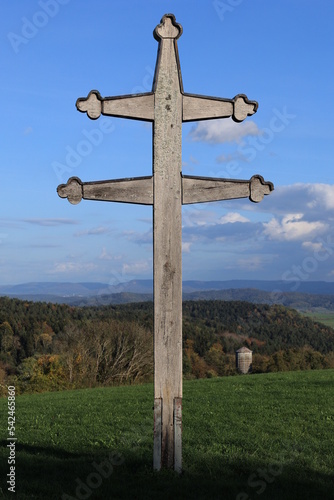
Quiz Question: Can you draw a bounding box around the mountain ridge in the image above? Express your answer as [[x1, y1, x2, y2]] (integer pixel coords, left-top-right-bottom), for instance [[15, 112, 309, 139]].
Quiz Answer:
[[2, 279, 334, 298], [1, 280, 334, 310]]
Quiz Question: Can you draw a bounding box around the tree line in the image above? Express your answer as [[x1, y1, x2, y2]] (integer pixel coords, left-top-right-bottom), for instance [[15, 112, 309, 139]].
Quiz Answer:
[[0, 297, 334, 395]]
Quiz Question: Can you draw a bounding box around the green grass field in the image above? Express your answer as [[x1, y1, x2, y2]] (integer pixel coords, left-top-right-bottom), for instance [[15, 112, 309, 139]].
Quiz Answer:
[[1, 370, 334, 499], [301, 310, 334, 329]]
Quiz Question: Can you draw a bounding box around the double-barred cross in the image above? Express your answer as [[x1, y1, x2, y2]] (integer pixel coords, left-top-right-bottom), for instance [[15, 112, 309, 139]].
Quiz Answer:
[[58, 14, 273, 472]]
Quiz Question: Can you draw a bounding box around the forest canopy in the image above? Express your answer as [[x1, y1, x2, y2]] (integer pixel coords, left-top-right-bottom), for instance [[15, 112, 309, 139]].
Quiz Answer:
[[0, 297, 334, 395]]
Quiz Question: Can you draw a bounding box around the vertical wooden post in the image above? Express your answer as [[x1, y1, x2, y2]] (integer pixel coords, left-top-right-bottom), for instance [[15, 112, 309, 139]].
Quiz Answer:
[[174, 397, 182, 473], [57, 13, 273, 474], [153, 398, 162, 469], [153, 22, 183, 470]]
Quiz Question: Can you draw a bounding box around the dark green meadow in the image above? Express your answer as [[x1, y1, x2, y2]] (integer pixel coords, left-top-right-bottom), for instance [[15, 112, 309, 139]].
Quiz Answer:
[[1, 370, 334, 500]]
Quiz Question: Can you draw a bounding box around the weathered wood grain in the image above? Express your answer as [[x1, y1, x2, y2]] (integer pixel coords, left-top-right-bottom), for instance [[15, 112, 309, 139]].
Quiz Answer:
[[82, 177, 153, 204], [183, 176, 250, 204], [174, 397, 182, 474], [102, 93, 154, 121], [57, 12, 274, 474], [153, 398, 162, 470], [183, 93, 257, 123], [57, 176, 153, 205], [153, 17, 183, 469], [76, 90, 154, 121], [182, 175, 273, 205]]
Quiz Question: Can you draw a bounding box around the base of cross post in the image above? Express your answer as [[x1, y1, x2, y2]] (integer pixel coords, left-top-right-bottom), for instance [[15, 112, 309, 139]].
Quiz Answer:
[[174, 397, 182, 473], [153, 397, 182, 473], [153, 398, 162, 470]]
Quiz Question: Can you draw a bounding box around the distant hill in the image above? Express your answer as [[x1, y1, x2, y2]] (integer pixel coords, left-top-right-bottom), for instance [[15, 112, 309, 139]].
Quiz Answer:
[[183, 280, 334, 295], [1, 280, 334, 308], [183, 288, 334, 312], [57, 288, 334, 313]]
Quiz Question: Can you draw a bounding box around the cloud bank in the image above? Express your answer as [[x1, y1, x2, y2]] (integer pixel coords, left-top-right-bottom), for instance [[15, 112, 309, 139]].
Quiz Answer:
[[188, 118, 261, 144]]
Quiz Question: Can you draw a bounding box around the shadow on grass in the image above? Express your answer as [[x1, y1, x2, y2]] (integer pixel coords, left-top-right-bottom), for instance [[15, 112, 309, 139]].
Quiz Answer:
[[0, 440, 80, 459], [1, 441, 334, 500]]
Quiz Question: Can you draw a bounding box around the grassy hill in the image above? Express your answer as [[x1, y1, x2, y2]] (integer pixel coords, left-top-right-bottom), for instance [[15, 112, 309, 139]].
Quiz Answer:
[[0, 370, 333, 499]]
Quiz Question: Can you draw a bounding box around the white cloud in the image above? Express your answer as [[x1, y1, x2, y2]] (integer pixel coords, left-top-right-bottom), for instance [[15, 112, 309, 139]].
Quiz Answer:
[[99, 247, 122, 261], [75, 226, 110, 237], [256, 183, 334, 217], [263, 213, 327, 241], [122, 260, 151, 275], [182, 242, 192, 253], [219, 212, 250, 224], [42, 183, 334, 282], [182, 207, 216, 228], [23, 218, 78, 226], [188, 118, 261, 144], [48, 262, 97, 274], [302, 241, 323, 252], [308, 184, 334, 210]]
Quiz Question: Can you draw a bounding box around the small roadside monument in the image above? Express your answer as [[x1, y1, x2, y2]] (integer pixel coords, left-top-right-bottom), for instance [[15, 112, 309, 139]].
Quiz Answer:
[[57, 14, 273, 472]]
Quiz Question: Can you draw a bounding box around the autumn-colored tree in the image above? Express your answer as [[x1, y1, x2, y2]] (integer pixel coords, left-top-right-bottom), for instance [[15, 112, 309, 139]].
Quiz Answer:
[[252, 353, 270, 373], [57, 319, 153, 387], [33, 322, 55, 354], [205, 342, 224, 375], [15, 354, 69, 393], [324, 351, 334, 369], [184, 339, 209, 379], [267, 351, 289, 372]]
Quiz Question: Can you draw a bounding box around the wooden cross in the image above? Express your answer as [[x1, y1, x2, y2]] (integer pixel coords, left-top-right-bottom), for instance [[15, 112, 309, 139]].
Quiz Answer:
[[57, 14, 273, 472]]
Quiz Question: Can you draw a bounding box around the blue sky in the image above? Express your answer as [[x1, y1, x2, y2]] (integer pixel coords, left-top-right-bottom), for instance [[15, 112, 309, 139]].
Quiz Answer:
[[1, 1, 334, 287]]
